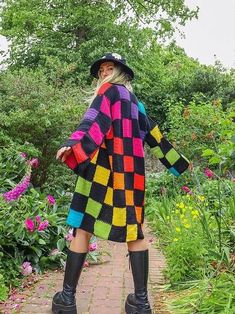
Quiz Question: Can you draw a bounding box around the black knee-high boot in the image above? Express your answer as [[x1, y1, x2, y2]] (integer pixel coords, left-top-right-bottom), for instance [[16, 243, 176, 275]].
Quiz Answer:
[[52, 249, 87, 314], [125, 249, 152, 314]]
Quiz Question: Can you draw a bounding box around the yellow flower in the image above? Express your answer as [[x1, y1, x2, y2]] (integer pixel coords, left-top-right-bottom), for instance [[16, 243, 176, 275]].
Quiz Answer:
[[198, 195, 205, 202], [184, 223, 191, 228], [175, 209, 180, 214], [191, 210, 199, 217], [179, 202, 185, 209], [175, 227, 181, 232], [173, 238, 179, 242], [180, 214, 185, 219]]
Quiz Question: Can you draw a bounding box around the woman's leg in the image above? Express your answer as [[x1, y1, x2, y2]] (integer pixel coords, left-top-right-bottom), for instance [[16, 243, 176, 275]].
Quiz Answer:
[[127, 238, 148, 251], [70, 228, 93, 253], [125, 238, 152, 313], [52, 228, 93, 314]]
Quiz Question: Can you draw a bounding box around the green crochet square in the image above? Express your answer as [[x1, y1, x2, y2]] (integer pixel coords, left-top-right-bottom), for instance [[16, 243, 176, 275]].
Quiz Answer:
[[75, 177, 92, 196], [94, 220, 111, 239], [165, 148, 181, 165], [151, 146, 164, 159], [85, 199, 102, 218]]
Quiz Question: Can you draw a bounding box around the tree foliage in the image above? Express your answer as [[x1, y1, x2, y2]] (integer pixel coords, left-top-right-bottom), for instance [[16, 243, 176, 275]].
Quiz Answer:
[[0, 0, 198, 72]]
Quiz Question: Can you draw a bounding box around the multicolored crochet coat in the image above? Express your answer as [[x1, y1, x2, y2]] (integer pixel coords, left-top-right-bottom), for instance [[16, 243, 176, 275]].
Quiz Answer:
[[60, 83, 189, 242]]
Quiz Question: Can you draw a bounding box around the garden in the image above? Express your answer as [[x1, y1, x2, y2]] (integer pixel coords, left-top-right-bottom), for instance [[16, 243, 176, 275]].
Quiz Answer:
[[0, 1, 235, 313]]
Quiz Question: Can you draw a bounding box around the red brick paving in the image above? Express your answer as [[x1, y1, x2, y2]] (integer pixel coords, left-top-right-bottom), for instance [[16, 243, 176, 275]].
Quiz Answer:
[[0, 221, 166, 314]]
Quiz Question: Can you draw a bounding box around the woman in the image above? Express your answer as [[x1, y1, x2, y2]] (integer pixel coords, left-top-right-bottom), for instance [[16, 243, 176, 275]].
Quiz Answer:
[[52, 53, 189, 314]]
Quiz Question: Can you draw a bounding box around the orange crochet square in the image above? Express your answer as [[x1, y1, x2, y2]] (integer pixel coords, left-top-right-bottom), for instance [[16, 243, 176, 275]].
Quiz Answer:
[[135, 206, 142, 223], [113, 172, 125, 190], [113, 137, 124, 155], [125, 190, 134, 206]]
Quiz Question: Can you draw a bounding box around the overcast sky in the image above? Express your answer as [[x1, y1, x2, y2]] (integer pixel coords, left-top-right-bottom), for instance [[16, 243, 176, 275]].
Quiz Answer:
[[0, 0, 235, 69], [174, 0, 235, 69]]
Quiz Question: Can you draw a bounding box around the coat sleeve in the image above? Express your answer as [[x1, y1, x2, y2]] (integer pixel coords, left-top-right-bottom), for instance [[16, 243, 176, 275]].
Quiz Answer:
[[144, 115, 190, 177], [59, 86, 112, 175]]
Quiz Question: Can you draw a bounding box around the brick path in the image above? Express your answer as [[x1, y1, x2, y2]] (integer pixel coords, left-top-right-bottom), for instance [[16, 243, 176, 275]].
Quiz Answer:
[[1, 221, 166, 314]]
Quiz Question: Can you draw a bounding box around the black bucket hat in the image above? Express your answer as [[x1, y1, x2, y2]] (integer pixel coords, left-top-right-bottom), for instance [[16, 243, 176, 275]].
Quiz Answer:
[[90, 53, 134, 80]]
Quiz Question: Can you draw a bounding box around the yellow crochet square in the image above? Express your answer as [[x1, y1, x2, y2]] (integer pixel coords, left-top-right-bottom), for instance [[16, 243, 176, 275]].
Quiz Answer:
[[93, 165, 110, 186], [150, 126, 163, 144], [104, 187, 113, 206], [112, 207, 126, 227], [126, 224, 137, 242]]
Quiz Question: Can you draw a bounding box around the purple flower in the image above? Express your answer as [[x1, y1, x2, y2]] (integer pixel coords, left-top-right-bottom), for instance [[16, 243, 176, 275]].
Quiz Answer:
[[37, 220, 49, 231], [89, 242, 97, 252], [28, 158, 39, 168], [181, 186, 192, 194], [204, 168, 214, 178], [25, 218, 35, 232], [3, 174, 31, 202], [21, 262, 33, 276], [47, 194, 56, 205]]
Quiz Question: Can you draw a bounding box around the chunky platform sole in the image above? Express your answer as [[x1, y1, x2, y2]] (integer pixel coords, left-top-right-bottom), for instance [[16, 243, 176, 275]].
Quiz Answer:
[[125, 300, 152, 314], [52, 301, 77, 314]]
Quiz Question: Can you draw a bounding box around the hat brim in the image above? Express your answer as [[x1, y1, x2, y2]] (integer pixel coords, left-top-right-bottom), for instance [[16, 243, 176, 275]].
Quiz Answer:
[[90, 58, 134, 80]]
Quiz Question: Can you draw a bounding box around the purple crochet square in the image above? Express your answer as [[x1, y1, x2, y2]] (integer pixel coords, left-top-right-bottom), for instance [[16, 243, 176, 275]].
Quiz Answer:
[[131, 103, 138, 119], [117, 85, 130, 101], [140, 130, 146, 140], [84, 108, 99, 121]]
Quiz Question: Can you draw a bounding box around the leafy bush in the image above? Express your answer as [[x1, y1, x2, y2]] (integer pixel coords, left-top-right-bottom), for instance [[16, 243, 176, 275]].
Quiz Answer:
[[165, 99, 235, 167], [0, 68, 84, 187], [146, 167, 235, 284], [0, 147, 71, 291]]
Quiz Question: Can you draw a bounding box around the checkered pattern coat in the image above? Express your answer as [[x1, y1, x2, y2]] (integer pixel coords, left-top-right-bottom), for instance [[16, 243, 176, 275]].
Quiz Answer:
[[61, 82, 189, 242]]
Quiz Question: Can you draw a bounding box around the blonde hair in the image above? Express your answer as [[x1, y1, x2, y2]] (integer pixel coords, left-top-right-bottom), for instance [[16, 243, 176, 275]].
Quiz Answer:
[[87, 65, 133, 105]]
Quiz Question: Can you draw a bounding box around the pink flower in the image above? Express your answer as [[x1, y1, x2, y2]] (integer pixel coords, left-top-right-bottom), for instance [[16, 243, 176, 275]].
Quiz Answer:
[[89, 242, 97, 251], [181, 186, 192, 194], [21, 262, 33, 276], [65, 233, 73, 242], [47, 194, 56, 205], [49, 248, 60, 256], [35, 215, 41, 223], [37, 220, 49, 231], [28, 158, 39, 168], [83, 260, 89, 267], [25, 218, 35, 232], [3, 174, 31, 202], [12, 304, 20, 310], [204, 168, 214, 178], [20, 152, 27, 159]]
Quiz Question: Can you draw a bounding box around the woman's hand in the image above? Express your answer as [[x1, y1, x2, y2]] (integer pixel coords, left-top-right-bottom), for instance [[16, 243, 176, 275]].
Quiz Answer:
[[56, 147, 72, 162]]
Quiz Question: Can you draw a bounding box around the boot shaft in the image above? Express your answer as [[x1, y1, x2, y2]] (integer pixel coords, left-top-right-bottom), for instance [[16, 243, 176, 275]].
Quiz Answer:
[[63, 249, 87, 289], [128, 249, 149, 292]]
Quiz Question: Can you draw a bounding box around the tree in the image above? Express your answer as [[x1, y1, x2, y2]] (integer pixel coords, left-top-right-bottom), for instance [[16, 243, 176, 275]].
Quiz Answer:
[[0, 0, 198, 74]]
